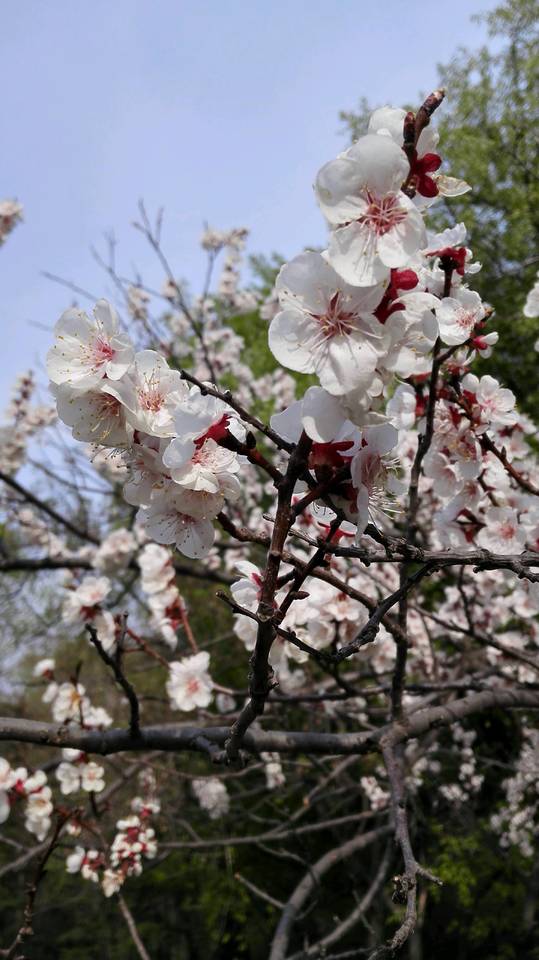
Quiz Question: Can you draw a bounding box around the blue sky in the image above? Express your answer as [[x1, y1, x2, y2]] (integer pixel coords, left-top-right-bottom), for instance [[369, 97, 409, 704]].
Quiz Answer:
[[0, 0, 489, 407]]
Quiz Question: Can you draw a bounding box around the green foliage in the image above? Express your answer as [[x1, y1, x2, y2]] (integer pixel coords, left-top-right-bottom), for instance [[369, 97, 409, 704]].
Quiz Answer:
[[424, 823, 536, 959]]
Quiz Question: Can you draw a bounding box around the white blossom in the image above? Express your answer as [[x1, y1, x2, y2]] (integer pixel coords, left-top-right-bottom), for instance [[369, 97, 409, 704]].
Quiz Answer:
[[166, 651, 213, 711]]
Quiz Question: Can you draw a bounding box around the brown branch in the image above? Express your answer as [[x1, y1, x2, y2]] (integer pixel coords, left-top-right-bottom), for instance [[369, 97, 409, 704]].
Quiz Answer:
[[216, 592, 331, 664], [180, 370, 294, 452], [86, 622, 141, 738], [480, 433, 539, 497], [0, 470, 99, 545], [134, 199, 216, 381], [224, 431, 313, 761], [0, 813, 68, 958], [163, 812, 378, 850], [235, 872, 285, 910], [217, 514, 409, 644], [369, 740, 441, 959], [0, 553, 236, 587], [1, 688, 538, 757], [293, 540, 539, 584], [286, 843, 392, 959], [117, 893, 152, 960], [333, 563, 438, 663], [268, 826, 391, 960], [176, 599, 198, 653]]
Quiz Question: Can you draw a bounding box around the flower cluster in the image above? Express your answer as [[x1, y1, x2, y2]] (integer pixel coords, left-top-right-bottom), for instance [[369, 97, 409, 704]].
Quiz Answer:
[[56, 749, 106, 795], [138, 542, 189, 648], [0, 370, 56, 475], [0, 758, 53, 841], [47, 301, 247, 560], [65, 773, 159, 897], [167, 651, 213, 712], [191, 776, 230, 819], [491, 730, 539, 858], [61, 574, 117, 653], [33, 657, 113, 729]]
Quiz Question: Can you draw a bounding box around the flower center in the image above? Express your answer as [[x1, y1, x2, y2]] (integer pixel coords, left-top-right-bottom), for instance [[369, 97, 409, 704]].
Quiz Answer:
[[139, 387, 164, 412], [359, 192, 407, 236], [499, 521, 516, 541], [310, 292, 357, 339], [456, 309, 476, 331], [93, 337, 115, 364], [98, 394, 121, 417]]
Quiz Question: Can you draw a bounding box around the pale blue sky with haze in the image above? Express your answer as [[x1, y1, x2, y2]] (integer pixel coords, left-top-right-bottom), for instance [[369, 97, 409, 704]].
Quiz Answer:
[[1, 0, 490, 406]]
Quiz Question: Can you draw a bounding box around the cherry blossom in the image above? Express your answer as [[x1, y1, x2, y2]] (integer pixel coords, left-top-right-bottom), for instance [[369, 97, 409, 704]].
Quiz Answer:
[[162, 437, 241, 496], [104, 350, 188, 437], [0, 759, 14, 824], [53, 382, 129, 445], [61, 576, 117, 650], [523, 271, 539, 318], [47, 300, 134, 391], [33, 658, 55, 679], [122, 433, 170, 506], [261, 753, 286, 790], [461, 373, 517, 431], [386, 383, 417, 429], [109, 814, 157, 882], [126, 285, 151, 322], [315, 134, 426, 286], [381, 291, 439, 376], [166, 651, 213, 711], [367, 105, 443, 199], [25, 92, 539, 942], [52, 682, 88, 723], [171, 384, 245, 446], [423, 450, 462, 498], [268, 251, 384, 394], [192, 777, 230, 819], [93, 529, 137, 572], [56, 758, 105, 795], [477, 507, 526, 553], [25, 783, 53, 841], [349, 424, 401, 535], [66, 848, 103, 882], [436, 288, 486, 345], [137, 487, 220, 559]]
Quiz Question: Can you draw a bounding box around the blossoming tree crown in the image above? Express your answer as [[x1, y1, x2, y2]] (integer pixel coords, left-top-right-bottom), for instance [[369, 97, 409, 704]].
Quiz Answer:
[[1, 89, 539, 958]]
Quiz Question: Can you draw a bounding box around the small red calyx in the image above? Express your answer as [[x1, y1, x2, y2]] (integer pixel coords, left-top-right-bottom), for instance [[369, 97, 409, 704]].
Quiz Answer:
[[415, 395, 427, 418], [80, 605, 99, 621], [309, 441, 354, 470], [195, 414, 231, 449], [453, 508, 482, 542], [317, 520, 354, 543], [448, 406, 462, 429], [11, 779, 28, 799], [391, 269, 419, 293], [164, 597, 188, 630], [374, 269, 419, 323], [427, 246, 467, 276], [337, 482, 359, 514], [408, 150, 442, 197]]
